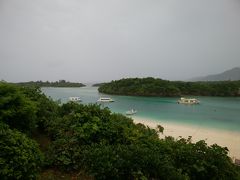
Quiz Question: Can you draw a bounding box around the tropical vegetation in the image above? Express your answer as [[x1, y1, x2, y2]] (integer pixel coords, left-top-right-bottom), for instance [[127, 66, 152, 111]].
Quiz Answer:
[[15, 80, 85, 87], [0, 82, 240, 179], [98, 77, 240, 97]]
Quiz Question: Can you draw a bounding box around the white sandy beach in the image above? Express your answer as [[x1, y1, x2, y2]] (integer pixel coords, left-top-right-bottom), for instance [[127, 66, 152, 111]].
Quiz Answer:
[[133, 116, 240, 159]]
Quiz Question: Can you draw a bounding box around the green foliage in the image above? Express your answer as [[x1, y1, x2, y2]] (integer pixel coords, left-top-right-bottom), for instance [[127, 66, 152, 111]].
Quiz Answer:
[[0, 122, 44, 179], [98, 78, 240, 97], [157, 124, 164, 134], [15, 80, 85, 87], [81, 143, 188, 180], [20, 86, 59, 132], [0, 83, 37, 133], [46, 104, 160, 172], [164, 137, 240, 180]]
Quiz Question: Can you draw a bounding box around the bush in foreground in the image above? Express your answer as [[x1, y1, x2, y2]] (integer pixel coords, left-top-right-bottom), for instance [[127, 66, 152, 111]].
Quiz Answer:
[[0, 123, 43, 179], [46, 103, 240, 179], [0, 83, 37, 134]]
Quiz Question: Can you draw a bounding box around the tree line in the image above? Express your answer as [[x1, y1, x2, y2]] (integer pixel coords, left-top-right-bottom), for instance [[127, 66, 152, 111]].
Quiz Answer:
[[0, 82, 240, 179], [98, 77, 240, 97], [15, 80, 85, 87]]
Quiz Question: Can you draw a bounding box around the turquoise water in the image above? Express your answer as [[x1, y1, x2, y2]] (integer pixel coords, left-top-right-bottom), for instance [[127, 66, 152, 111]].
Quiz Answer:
[[42, 87, 240, 132]]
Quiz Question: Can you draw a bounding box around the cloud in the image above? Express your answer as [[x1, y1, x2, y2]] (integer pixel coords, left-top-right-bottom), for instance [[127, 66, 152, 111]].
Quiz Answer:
[[0, 0, 240, 82]]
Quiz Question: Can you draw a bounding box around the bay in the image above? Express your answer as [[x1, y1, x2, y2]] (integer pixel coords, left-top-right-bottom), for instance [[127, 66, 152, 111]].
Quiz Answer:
[[42, 87, 240, 132]]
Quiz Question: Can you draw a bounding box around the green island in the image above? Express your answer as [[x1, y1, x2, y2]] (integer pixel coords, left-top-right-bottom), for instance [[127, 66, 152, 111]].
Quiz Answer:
[[98, 77, 240, 97], [15, 80, 85, 87], [1, 82, 240, 179]]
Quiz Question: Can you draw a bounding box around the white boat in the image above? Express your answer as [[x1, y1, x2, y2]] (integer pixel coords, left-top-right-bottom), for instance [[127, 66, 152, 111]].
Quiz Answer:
[[69, 97, 82, 102], [177, 97, 200, 105], [126, 109, 137, 115], [97, 97, 114, 102]]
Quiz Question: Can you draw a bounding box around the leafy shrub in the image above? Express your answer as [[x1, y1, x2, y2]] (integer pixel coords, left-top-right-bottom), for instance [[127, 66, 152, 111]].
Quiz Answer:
[[81, 143, 188, 180], [164, 137, 240, 180], [0, 123, 44, 179], [20, 86, 59, 132], [0, 83, 37, 134]]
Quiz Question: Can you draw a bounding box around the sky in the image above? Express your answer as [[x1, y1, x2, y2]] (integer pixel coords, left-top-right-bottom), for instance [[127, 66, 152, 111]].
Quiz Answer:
[[0, 0, 240, 83]]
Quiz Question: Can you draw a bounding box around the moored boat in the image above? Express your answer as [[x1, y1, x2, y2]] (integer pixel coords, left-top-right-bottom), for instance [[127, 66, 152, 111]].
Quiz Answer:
[[97, 97, 114, 102], [177, 97, 200, 105], [69, 97, 82, 102], [126, 109, 137, 115]]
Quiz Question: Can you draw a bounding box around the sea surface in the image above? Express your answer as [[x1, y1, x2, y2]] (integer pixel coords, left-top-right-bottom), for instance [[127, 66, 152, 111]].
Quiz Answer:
[[42, 87, 240, 132]]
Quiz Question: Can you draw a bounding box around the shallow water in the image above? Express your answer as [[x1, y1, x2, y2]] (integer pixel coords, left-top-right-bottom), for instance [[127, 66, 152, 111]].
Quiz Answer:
[[42, 87, 240, 132]]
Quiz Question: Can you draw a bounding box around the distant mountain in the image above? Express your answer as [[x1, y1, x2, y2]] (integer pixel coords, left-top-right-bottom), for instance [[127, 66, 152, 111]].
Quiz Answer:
[[190, 67, 240, 81]]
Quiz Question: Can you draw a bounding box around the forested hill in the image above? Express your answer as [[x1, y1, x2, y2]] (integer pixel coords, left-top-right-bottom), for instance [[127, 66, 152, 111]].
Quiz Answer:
[[15, 80, 85, 87], [98, 77, 240, 97]]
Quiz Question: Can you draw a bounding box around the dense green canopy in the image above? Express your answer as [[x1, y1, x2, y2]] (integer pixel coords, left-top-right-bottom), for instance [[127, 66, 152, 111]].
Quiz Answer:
[[0, 122, 43, 179], [15, 80, 85, 87], [98, 77, 240, 97], [0, 82, 240, 179]]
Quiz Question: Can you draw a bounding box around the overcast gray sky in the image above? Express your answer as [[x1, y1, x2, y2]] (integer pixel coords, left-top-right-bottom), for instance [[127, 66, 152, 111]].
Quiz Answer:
[[0, 0, 240, 83]]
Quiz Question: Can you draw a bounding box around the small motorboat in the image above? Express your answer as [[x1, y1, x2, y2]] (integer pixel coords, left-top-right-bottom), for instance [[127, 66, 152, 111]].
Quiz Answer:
[[126, 109, 137, 115], [97, 97, 114, 102], [177, 97, 200, 105], [69, 97, 82, 102]]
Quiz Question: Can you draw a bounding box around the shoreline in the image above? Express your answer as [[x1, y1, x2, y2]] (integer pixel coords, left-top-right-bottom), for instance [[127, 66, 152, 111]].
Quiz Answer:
[[133, 116, 240, 159]]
